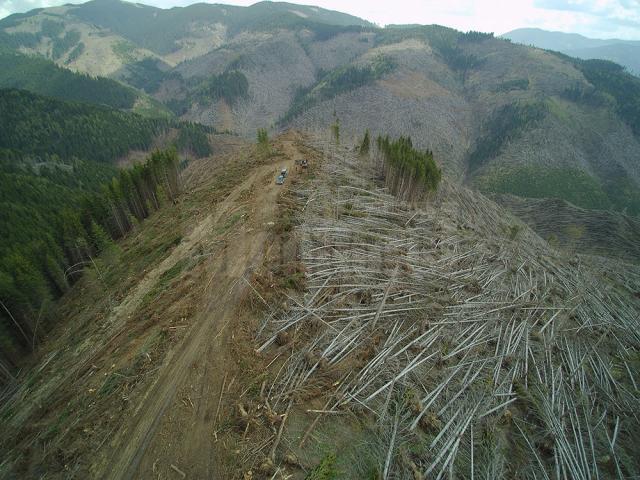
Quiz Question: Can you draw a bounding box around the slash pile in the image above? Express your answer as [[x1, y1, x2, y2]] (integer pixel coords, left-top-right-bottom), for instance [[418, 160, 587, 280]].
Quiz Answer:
[[256, 140, 640, 479]]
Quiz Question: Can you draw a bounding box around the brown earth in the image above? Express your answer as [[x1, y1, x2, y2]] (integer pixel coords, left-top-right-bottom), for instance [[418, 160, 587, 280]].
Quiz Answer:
[[100, 132, 305, 479]]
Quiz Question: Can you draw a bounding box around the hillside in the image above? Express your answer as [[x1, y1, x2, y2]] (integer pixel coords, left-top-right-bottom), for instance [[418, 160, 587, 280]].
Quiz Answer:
[[0, 87, 215, 366], [0, 131, 638, 479], [0, 51, 172, 116], [1, 3, 640, 476], [2, 1, 640, 217], [502, 28, 640, 75], [0, 0, 372, 76]]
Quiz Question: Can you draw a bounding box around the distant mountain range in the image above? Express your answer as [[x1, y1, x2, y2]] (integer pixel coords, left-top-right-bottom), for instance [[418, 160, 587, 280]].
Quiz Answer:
[[502, 28, 640, 75], [1, 0, 640, 217]]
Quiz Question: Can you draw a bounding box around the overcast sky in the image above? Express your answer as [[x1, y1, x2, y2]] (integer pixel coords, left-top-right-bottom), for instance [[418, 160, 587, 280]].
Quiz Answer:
[[1, 0, 639, 40]]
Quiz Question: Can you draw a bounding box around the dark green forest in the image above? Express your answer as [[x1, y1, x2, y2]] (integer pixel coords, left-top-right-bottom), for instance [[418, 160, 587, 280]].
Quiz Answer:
[[575, 59, 640, 136], [123, 58, 178, 94], [547, 53, 640, 136], [200, 70, 249, 105], [0, 89, 211, 163], [164, 70, 249, 115], [0, 52, 138, 109], [377, 135, 441, 202], [0, 88, 214, 369], [0, 148, 182, 368]]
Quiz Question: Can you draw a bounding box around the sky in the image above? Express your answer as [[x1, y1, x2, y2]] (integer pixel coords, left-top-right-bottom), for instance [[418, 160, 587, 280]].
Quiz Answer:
[[1, 0, 639, 40]]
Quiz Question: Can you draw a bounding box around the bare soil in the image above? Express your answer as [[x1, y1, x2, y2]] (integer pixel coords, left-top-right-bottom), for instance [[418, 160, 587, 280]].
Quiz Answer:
[[99, 132, 305, 479]]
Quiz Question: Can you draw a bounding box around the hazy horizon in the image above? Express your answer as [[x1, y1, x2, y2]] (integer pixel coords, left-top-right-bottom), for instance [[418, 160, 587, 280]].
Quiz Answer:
[[1, 0, 639, 41]]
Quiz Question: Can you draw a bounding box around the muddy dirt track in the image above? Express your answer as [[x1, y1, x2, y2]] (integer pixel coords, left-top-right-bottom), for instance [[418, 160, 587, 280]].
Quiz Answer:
[[102, 134, 304, 479]]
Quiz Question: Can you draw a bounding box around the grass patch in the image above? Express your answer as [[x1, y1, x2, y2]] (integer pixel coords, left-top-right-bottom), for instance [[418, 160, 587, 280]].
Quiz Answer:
[[112, 40, 137, 63], [306, 453, 339, 480], [132, 95, 173, 119], [475, 164, 612, 211], [216, 211, 244, 234], [142, 257, 191, 304]]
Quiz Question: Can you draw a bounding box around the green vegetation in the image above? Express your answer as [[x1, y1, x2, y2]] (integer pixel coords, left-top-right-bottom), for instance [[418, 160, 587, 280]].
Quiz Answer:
[[496, 78, 529, 92], [0, 30, 41, 52], [560, 82, 606, 107], [376, 24, 459, 49], [0, 88, 166, 163], [124, 58, 177, 94], [376, 25, 484, 80], [112, 40, 137, 63], [0, 88, 211, 164], [468, 102, 548, 172], [281, 56, 394, 124], [0, 88, 215, 366], [65, 42, 85, 64], [359, 129, 370, 156], [547, 53, 640, 136], [257, 128, 270, 157], [377, 135, 441, 201], [40, 18, 64, 38], [162, 69, 249, 115], [0, 52, 137, 109], [175, 123, 211, 157], [0, 148, 181, 368], [481, 161, 640, 216], [68, 0, 371, 55], [305, 453, 339, 480], [0, 17, 79, 60], [201, 70, 248, 105], [575, 59, 640, 136], [51, 30, 81, 60], [475, 165, 612, 210], [459, 31, 494, 43], [331, 118, 340, 145]]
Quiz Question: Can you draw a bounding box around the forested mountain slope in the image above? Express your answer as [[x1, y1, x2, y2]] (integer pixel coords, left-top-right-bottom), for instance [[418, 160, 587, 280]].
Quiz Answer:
[[2, 1, 639, 219], [0, 88, 214, 366], [0, 52, 172, 116]]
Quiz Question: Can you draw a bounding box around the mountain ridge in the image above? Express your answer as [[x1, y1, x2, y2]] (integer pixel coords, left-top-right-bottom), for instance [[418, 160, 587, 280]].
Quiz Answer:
[[502, 27, 640, 74]]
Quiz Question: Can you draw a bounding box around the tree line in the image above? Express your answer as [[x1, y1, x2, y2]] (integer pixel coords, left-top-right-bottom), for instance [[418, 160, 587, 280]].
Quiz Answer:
[[375, 135, 442, 202], [0, 52, 138, 110], [0, 148, 182, 376], [280, 55, 394, 125], [0, 88, 214, 378], [0, 88, 212, 164]]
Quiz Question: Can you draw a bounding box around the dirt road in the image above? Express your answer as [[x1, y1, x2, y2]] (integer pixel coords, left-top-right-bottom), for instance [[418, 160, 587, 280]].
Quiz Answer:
[[102, 134, 303, 479]]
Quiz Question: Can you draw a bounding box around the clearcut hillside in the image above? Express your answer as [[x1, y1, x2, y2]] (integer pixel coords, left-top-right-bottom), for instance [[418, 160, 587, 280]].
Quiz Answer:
[[2, 2, 640, 212]]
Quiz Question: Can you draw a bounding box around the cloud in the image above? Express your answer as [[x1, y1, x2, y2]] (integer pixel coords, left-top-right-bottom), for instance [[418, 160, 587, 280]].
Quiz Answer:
[[531, 0, 640, 38], [1, 0, 62, 17]]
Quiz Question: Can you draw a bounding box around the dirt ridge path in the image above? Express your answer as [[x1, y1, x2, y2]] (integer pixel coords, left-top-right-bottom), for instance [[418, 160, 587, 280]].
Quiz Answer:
[[102, 134, 303, 479]]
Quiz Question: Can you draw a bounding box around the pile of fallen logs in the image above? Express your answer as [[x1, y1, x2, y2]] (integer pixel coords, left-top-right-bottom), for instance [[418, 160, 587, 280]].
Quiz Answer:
[[255, 139, 640, 479]]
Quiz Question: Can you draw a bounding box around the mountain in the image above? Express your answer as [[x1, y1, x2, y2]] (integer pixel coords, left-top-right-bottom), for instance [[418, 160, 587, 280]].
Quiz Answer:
[[502, 28, 640, 75], [1, 131, 639, 479], [0, 0, 372, 77], [0, 87, 215, 364], [1, 2, 640, 479], [1, 2, 640, 213]]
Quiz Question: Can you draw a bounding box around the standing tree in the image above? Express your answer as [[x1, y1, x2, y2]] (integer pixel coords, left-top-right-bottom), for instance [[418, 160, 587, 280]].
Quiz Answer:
[[359, 129, 370, 156], [257, 128, 270, 158], [331, 117, 340, 145]]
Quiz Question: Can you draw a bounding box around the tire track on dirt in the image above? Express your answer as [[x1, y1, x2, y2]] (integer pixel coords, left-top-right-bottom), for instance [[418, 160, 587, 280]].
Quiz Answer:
[[102, 136, 302, 480]]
